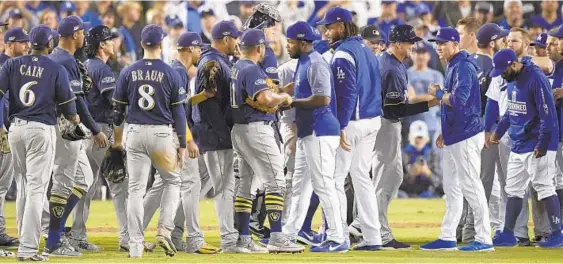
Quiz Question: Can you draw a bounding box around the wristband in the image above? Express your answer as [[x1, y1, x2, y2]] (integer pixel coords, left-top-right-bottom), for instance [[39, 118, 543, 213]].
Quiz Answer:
[[436, 89, 444, 100]]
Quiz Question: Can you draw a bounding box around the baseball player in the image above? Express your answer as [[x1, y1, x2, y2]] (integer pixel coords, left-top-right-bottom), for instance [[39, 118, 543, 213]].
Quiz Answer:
[[318, 7, 383, 250], [230, 28, 303, 253], [422, 27, 493, 251], [489, 48, 563, 248], [0, 24, 79, 261], [112, 24, 187, 258], [360, 25, 387, 56], [190, 20, 240, 252], [548, 26, 563, 223], [68, 25, 120, 252], [281, 21, 347, 253], [44, 16, 108, 257], [0, 26, 29, 252], [367, 24, 439, 250], [142, 32, 220, 254]]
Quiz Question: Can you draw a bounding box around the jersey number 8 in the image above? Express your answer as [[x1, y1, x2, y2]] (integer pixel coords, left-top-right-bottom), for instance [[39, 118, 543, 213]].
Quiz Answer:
[[138, 84, 155, 110], [20, 81, 37, 107]]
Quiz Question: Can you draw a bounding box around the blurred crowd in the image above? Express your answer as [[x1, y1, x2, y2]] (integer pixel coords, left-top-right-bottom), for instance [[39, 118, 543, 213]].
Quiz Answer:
[[0, 0, 561, 199]]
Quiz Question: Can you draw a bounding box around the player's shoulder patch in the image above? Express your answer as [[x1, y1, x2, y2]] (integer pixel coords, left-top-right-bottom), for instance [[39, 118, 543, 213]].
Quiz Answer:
[[70, 80, 81, 87], [179, 87, 186, 95], [101, 76, 115, 84], [255, 78, 266, 86], [265, 67, 277, 74], [386, 91, 401, 99]]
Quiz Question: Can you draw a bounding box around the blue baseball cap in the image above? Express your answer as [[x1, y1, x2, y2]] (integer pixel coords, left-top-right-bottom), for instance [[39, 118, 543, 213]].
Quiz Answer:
[[177, 32, 207, 49], [414, 4, 432, 16], [490, 49, 518, 77], [9, 9, 23, 19], [476, 23, 509, 45], [428, 27, 460, 43], [58, 15, 85, 37], [165, 15, 184, 29], [286, 21, 319, 42], [530, 33, 548, 48], [317, 7, 352, 25], [239, 28, 268, 48], [30, 25, 54, 49], [60, 1, 76, 13], [141, 24, 165, 46], [211, 20, 241, 39], [4, 27, 29, 43], [549, 25, 563, 38], [413, 42, 429, 53]]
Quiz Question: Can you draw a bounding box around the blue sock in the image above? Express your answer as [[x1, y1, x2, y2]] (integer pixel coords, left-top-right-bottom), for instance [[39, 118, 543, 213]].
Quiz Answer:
[[542, 195, 562, 233], [556, 189, 563, 220], [300, 193, 319, 233], [46, 194, 67, 249], [503, 197, 523, 234], [265, 193, 284, 233], [60, 189, 84, 232], [235, 196, 252, 236]]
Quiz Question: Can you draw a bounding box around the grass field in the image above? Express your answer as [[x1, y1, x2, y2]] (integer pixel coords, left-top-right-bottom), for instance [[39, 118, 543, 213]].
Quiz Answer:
[[0, 199, 561, 263]]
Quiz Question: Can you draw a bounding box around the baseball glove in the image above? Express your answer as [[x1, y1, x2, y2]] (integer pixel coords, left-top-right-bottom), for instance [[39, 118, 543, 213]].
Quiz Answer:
[[266, 78, 279, 93], [100, 147, 126, 184], [245, 97, 278, 114], [58, 117, 90, 141], [0, 132, 9, 154], [76, 59, 93, 93], [202, 60, 220, 93]]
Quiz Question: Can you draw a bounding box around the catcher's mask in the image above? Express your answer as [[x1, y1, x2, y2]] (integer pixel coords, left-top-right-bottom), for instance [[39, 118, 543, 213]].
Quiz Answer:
[[242, 3, 282, 30]]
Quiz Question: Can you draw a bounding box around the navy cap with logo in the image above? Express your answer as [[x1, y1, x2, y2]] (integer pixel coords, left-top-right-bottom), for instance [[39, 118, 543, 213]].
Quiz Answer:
[[211, 20, 242, 39], [429, 27, 460, 43], [286, 21, 319, 42], [177, 32, 207, 49], [9, 9, 23, 19], [530, 33, 548, 48], [165, 15, 184, 29], [549, 25, 563, 38], [413, 41, 428, 53], [490, 49, 517, 77], [476, 23, 509, 45], [414, 4, 431, 16], [141, 24, 166, 46], [88, 25, 119, 43], [361, 25, 383, 42], [317, 7, 352, 25], [389, 24, 422, 43], [30, 25, 54, 49], [3, 27, 29, 44], [239, 28, 268, 48], [60, 1, 76, 13], [58, 15, 85, 37]]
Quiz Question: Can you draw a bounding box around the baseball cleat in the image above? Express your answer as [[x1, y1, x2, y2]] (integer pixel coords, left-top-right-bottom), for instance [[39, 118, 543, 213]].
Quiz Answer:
[[70, 239, 103, 252], [171, 237, 186, 252], [348, 225, 363, 238], [492, 232, 518, 247], [194, 242, 222, 254], [382, 239, 411, 250], [156, 235, 178, 257], [297, 230, 321, 246], [267, 233, 304, 254], [221, 244, 251, 254], [516, 237, 531, 247], [538, 232, 563, 248], [0, 249, 14, 257], [120, 242, 156, 252], [310, 240, 349, 253], [238, 236, 268, 253], [458, 241, 495, 252], [0, 233, 19, 248], [420, 239, 457, 251], [42, 242, 82, 257], [16, 254, 48, 262], [352, 241, 382, 251]]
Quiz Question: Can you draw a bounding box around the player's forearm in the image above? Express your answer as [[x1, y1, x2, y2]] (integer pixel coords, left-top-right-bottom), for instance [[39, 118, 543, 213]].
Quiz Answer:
[[484, 99, 499, 132], [536, 127, 552, 153], [112, 126, 124, 147], [76, 96, 101, 135], [59, 99, 78, 118], [384, 101, 429, 118], [172, 104, 187, 148], [409, 94, 435, 104], [291, 95, 330, 109], [494, 113, 510, 138]]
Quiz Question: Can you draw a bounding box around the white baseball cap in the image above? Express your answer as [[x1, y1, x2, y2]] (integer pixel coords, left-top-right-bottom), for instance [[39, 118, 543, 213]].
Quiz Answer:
[[408, 120, 429, 143]]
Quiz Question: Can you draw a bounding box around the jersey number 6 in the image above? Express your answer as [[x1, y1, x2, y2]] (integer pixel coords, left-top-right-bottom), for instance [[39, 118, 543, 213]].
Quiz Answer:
[[20, 81, 38, 107], [138, 84, 155, 110]]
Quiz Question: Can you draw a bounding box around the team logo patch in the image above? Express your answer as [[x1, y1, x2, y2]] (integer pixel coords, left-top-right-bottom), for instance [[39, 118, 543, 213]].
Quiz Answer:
[[386, 91, 401, 99], [8, 36, 15, 41], [52, 206, 64, 218], [265, 67, 277, 74], [269, 212, 281, 221], [70, 80, 81, 87], [101, 76, 115, 84], [255, 79, 266, 85], [297, 33, 305, 38], [179, 87, 186, 95]]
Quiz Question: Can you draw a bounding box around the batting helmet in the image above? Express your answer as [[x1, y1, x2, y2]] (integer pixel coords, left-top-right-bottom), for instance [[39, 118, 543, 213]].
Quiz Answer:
[[242, 3, 282, 30], [85, 25, 118, 58]]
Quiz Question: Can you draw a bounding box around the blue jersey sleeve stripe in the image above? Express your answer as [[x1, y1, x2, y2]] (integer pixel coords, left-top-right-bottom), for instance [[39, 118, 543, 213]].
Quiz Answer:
[[333, 51, 355, 67], [57, 96, 77, 106]]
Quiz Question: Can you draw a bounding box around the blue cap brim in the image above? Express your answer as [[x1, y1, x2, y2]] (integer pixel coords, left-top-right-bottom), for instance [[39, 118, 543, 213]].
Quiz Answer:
[[549, 31, 563, 38], [316, 19, 334, 26], [489, 68, 506, 78], [530, 42, 546, 48], [499, 30, 509, 38], [428, 36, 452, 43]]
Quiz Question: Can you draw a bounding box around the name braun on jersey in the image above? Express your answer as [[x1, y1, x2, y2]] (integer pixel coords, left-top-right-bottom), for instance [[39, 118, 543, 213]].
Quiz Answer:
[[19, 65, 44, 78], [131, 70, 165, 83]]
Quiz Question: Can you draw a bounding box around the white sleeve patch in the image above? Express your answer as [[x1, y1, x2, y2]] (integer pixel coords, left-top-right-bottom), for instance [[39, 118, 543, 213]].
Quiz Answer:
[[255, 78, 266, 85], [266, 67, 278, 74], [101, 76, 116, 84]]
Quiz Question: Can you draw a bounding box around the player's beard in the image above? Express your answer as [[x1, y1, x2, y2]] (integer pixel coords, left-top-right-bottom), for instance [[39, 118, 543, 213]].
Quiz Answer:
[[502, 69, 519, 82]]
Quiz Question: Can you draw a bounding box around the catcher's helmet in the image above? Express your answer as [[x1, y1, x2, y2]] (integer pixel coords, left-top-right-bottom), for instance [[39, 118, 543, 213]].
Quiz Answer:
[[242, 3, 282, 30], [85, 25, 119, 57]]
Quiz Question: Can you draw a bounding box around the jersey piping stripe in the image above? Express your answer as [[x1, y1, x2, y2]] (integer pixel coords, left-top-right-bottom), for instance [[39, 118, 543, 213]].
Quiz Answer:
[[112, 98, 128, 104], [57, 96, 77, 106]]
